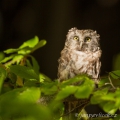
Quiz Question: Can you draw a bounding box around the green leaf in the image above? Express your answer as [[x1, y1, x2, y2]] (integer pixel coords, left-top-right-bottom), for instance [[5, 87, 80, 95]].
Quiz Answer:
[[91, 95, 102, 104], [17, 47, 31, 55], [100, 93, 115, 102], [110, 70, 120, 79], [91, 88, 108, 104], [26, 59, 33, 68], [74, 85, 91, 98], [40, 73, 52, 83], [49, 100, 64, 118], [0, 67, 7, 94], [30, 56, 40, 74], [0, 54, 23, 67], [31, 40, 47, 53], [74, 79, 94, 98], [100, 101, 117, 114], [8, 72, 17, 83], [98, 77, 109, 87], [41, 81, 58, 95], [19, 36, 39, 49], [91, 88, 120, 114], [114, 89, 120, 107], [9, 65, 39, 81], [12, 54, 24, 64], [0, 54, 15, 63], [4, 48, 20, 54], [0, 87, 51, 119], [56, 75, 94, 100], [0, 52, 5, 61], [0, 87, 39, 105], [60, 74, 90, 88], [55, 86, 78, 100]]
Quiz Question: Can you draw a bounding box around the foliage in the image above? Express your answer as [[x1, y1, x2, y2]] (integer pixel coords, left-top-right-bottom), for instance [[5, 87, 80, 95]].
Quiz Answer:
[[0, 36, 120, 120]]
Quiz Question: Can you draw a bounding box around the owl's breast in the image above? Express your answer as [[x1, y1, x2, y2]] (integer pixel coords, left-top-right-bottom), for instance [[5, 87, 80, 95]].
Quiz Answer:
[[70, 51, 89, 72], [70, 50, 101, 74]]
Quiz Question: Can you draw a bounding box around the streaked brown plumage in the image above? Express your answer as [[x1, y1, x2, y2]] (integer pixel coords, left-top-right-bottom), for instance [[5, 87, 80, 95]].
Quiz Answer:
[[58, 27, 102, 83]]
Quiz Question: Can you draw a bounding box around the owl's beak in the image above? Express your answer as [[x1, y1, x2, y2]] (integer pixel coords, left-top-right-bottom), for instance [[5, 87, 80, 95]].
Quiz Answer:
[[79, 41, 83, 50]]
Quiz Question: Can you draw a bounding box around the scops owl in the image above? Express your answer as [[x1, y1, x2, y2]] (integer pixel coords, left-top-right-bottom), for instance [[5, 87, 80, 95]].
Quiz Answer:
[[58, 27, 102, 83]]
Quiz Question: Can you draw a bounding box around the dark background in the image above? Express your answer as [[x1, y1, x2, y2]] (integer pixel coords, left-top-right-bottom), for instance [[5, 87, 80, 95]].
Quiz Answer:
[[0, 0, 120, 79]]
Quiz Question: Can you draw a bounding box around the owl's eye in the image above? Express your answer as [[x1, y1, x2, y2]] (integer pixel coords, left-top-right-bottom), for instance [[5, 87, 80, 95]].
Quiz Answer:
[[84, 37, 91, 42], [73, 36, 79, 40]]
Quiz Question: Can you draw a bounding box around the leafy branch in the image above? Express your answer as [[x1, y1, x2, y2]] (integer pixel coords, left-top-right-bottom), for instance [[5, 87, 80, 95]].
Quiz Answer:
[[0, 36, 120, 120]]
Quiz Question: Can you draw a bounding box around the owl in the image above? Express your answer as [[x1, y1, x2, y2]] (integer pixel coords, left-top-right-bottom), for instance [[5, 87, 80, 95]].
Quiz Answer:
[[58, 27, 102, 83]]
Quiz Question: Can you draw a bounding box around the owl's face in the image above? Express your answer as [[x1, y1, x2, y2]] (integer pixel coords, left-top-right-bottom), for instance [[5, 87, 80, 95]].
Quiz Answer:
[[65, 28, 100, 52]]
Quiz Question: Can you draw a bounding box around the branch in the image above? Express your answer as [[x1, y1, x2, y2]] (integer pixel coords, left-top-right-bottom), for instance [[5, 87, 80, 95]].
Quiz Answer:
[[61, 99, 90, 117]]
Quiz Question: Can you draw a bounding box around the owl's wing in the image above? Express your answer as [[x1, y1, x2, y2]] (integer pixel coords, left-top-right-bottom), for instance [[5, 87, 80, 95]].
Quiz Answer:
[[58, 49, 71, 82], [96, 59, 101, 79], [95, 51, 102, 80], [92, 59, 101, 83], [91, 50, 102, 83]]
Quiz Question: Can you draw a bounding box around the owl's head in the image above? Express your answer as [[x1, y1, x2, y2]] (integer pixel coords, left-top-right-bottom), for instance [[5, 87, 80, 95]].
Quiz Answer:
[[65, 27, 100, 52]]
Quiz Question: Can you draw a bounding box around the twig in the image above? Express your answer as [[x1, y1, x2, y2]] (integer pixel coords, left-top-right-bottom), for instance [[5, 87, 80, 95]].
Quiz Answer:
[[61, 100, 89, 117], [108, 75, 116, 89]]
